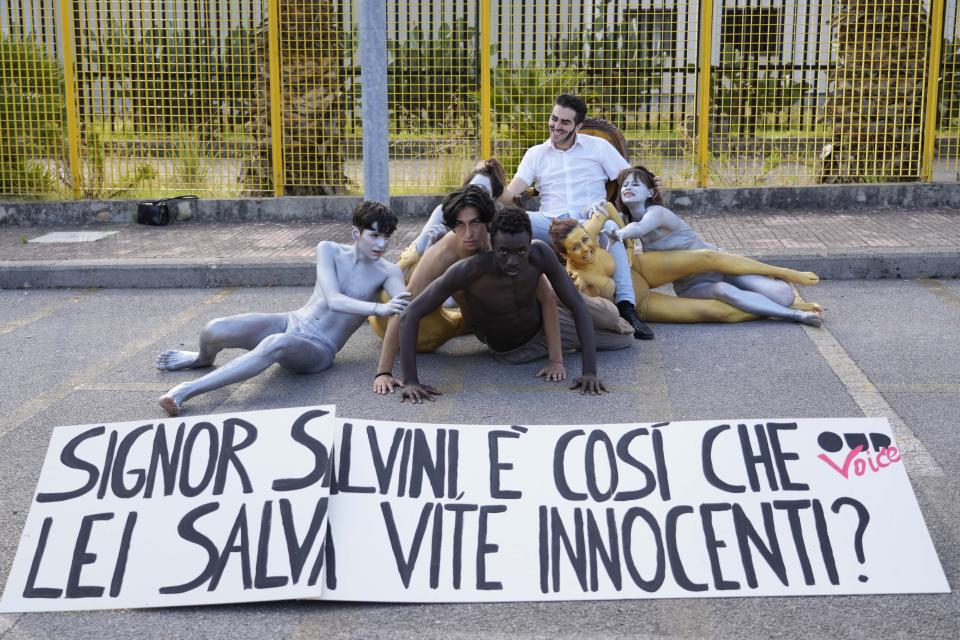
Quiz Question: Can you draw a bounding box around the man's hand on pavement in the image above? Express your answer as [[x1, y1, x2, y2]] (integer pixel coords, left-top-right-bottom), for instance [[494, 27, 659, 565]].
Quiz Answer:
[[568, 374, 608, 395], [399, 382, 442, 403]]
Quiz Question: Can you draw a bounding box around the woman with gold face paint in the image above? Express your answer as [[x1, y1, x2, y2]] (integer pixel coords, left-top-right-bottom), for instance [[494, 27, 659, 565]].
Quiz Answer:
[[549, 204, 823, 324]]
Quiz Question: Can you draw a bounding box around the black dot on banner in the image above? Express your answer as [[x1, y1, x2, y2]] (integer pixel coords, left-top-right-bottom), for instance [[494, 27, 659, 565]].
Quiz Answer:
[[858, 575, 868, 583], [818, 431, 844, 453]]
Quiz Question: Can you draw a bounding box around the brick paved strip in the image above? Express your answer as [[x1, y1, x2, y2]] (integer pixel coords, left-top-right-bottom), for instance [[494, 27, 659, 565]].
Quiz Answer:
[[2, 210, 959, 263]]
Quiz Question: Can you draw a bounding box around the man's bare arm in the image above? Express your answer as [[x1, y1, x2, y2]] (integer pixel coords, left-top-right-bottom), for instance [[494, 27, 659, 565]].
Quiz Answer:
[[534, 277, 565, 382], [499, 176, 530, 206], [381, 264, 408, 301], [374, 240, 457, 394], [398, 260, 477, 402], [532, 242, 606, 395]]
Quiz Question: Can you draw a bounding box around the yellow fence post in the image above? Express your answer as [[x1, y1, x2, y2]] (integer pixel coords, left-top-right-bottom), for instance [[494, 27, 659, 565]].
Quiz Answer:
[[921, 0, 948, 182], [480, 0, 492, 160], [267, 0, 285, 197], [696, 0, 715, 188], [58, 0, 82, 198]]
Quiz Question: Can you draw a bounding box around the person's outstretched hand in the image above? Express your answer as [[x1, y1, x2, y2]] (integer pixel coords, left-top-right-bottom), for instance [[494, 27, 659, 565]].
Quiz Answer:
[[373, 373, 402, 394], [569, 374, 608, 395], [536, 361, 566, 382], [602, 227, 621, 244], [399, 382, 441, 404]]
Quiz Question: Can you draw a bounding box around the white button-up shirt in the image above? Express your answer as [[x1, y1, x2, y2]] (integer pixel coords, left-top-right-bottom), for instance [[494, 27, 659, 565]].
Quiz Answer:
[[514, 133, 630, 218]]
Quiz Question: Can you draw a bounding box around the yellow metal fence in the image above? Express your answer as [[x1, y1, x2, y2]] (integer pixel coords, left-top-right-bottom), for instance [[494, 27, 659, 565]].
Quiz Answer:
[[1, 0, 958, 199]]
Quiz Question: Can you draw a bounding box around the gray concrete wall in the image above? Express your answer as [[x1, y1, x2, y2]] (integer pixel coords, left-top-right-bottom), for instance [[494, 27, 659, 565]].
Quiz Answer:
[[3, 182, 960, 226]]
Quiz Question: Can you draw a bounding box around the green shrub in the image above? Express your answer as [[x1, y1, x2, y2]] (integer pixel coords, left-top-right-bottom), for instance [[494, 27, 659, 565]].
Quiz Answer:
[[81, 21, 257, 140], [545, 2, 666, 131], [939, 38, 960, 130], [713, 45, 809, 137], [0, 33, 64, 197], [387, 20, 479, 136]]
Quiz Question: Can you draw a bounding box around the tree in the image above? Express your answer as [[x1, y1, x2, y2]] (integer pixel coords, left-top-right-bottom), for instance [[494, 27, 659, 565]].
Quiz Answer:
[[242, 0, 352, 196]]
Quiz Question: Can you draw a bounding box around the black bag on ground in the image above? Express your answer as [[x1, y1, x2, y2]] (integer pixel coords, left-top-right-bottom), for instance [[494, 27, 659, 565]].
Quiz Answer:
[[136, 195, 198, 226]]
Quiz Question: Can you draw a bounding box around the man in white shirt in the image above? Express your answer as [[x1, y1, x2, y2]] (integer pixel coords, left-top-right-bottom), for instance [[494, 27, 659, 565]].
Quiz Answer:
[[499, 93, 654, 339]]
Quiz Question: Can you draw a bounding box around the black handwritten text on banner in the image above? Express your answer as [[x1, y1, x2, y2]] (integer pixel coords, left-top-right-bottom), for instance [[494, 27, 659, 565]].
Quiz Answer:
[[0, 410, 948, 612], [1, 406, 338, 611]]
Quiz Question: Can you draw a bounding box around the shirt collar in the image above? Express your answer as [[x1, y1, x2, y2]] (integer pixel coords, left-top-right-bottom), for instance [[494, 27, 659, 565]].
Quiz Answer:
[[546, 133, 583, 152]]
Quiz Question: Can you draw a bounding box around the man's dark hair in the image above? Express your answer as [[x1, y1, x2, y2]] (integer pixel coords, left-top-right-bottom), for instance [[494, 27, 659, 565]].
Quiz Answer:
[[462, 158, 507, 199], [489, 206, 532, 242], [352, 200, 398, 235], [554, 93, 587, 124], [441, 185, 496, 229]]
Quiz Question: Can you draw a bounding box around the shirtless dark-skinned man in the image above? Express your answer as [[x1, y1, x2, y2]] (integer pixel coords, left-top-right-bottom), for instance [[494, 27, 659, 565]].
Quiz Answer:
[[397, 207, 633, 403]]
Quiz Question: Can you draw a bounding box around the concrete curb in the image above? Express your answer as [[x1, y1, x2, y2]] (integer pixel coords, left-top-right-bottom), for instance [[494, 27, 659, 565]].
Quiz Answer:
[[0, 259, 316, 289], [747, 250, 960, 281], [4, 182, 960, 225], [667, 183, 960, 216], [0, 195, 445, 226], [4, 250, 959, 289]]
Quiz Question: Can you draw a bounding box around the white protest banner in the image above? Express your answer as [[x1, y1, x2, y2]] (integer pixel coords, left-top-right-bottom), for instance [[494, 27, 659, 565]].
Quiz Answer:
[[324, 417, 949, 601], [1, 406, 337, 612], [3, 414, 948, 612]]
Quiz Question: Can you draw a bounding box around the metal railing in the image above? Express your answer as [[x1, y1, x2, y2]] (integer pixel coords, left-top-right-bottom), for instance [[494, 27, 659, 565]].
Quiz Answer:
[[1, 0, 956, 199]]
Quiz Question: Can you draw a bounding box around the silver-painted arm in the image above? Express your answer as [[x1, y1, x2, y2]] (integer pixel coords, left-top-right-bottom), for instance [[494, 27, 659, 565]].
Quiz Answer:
[[316, 241, 409, 317]]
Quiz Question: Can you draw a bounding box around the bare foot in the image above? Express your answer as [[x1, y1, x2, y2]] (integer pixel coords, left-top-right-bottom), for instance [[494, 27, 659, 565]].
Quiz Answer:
[[156, 350, 207, 371], [797, 311, 822, 327], [159, 395, 181, 417], [792, 300, 823, 313], [785, 271, 819, 286]]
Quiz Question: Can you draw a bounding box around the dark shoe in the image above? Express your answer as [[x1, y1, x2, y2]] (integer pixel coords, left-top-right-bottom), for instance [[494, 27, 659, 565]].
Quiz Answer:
[[616, 300, 655, 340], [628, 315, 655, 340]]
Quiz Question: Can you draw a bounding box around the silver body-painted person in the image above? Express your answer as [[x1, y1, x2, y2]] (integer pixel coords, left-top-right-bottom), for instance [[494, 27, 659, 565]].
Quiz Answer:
[[156, 202, 410, 416], [610, 166, 822, 327]]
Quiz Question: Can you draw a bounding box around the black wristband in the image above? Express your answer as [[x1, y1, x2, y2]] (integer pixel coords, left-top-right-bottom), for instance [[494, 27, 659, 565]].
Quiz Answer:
[[375, 371, 393, 379]]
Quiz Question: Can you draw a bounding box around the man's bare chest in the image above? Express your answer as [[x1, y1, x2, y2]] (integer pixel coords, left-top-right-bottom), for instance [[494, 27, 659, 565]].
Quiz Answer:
[[466, 275, 539, 315], [334, 259, 383, 300]]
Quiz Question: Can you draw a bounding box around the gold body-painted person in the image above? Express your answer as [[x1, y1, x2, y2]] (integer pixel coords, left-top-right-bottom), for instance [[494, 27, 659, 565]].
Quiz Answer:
[[549, 192, 822, 324]]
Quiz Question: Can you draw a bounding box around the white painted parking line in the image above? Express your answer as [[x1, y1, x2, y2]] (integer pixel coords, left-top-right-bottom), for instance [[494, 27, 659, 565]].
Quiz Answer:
[[802, 322, 944, 478], [0, 289, 98, 337], [0, 289, 235, 440]]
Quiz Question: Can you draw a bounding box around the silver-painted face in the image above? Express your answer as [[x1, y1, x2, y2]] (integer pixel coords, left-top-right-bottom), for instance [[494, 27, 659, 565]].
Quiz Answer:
[[620, 174, 651, 205], [355, 222, 390, 261], [467, 173, 493, 195]]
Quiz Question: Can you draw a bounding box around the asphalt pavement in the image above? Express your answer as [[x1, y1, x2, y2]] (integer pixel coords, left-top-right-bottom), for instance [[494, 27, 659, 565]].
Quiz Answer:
[[0, 206, 959, 638], [0, 281, 958, 638]]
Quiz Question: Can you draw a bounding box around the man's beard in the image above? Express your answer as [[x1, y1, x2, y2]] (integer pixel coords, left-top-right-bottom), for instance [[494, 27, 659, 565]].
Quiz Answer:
[[552, 128, 575, 147]]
